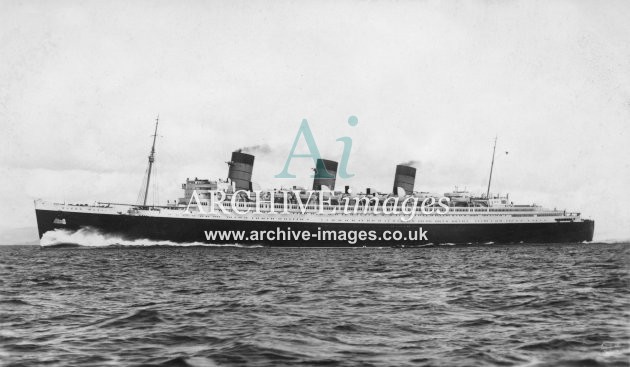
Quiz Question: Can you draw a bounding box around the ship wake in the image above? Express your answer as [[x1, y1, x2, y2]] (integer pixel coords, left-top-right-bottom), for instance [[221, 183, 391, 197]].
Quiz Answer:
[[40, 228, 262, 248]]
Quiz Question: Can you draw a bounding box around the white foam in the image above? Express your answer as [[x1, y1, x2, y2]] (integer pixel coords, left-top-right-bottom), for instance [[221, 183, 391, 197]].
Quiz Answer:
[[40, 228, 262, 248]]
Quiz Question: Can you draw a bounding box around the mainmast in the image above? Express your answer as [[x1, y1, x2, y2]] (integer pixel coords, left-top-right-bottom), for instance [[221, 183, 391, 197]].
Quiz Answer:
[[142, 116, 159, 206], [485, 136, 497, 199]]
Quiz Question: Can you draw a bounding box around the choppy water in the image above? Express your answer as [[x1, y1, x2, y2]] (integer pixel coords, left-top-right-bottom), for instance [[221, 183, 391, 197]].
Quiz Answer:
[[1, 242, 629, 367]]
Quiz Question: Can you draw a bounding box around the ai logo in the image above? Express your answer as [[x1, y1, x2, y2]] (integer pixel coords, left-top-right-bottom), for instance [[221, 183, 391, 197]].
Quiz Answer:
[[275, 116, 359, 179]]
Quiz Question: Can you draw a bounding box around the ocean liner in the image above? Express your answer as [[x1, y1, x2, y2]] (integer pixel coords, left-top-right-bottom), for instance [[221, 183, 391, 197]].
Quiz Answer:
[[35, 119, 594, 247]]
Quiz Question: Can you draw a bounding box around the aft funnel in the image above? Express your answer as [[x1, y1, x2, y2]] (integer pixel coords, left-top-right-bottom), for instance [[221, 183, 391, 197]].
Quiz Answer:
[[392, 165, 416, 195]]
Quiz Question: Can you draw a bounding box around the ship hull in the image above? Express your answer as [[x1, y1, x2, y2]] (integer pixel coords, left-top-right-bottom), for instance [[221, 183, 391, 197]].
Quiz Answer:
[[35, 209, 595, 247]]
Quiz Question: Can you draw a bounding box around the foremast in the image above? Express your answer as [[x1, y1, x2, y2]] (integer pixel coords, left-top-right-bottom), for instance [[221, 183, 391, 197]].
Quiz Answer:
[[138, 116, 159, 206]]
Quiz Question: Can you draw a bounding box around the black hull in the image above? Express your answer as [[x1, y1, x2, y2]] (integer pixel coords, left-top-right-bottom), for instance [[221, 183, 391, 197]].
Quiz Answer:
[[35, 209, 595, 247]]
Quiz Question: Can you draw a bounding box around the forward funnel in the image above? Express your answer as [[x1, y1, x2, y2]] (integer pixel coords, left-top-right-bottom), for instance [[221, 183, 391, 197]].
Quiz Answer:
[[227, 151, 255, 191]]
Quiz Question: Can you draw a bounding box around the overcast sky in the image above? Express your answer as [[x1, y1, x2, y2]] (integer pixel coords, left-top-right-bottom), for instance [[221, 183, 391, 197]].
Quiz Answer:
[[1, 0, 629, 241]]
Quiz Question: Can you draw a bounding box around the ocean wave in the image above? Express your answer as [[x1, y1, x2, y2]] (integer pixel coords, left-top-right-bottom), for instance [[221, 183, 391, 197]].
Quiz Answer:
[[39, 228, 264, 248], [3, 241, 628, 366], [98, 309, 164, 328], [0, 299, 31, 306]]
